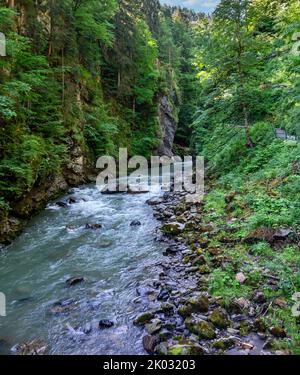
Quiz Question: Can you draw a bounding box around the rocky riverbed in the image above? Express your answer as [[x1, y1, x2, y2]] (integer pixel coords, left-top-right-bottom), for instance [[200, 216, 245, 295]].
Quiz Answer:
[[132, 191, 294, 355], [1, 183, 298, 355]]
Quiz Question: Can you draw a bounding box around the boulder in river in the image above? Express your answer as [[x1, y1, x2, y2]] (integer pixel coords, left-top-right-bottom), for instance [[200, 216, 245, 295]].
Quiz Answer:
[[56, 201, 67, 208], [85, 223, 102, 230], [99, 320, 114, 329], [130, 220, 142, 227], [67, 197, 77, 204], [66, 277, 85, 287], [146, 197, 165, 206]]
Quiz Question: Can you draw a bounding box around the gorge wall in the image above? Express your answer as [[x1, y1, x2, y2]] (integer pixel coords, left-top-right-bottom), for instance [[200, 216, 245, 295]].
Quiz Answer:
[[0, 1, 201, 245]]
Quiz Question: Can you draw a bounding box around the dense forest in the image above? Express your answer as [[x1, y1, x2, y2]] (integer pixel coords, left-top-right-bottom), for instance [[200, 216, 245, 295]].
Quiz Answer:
[[0, 0, 202, 242], [0, 0, 300, 356]]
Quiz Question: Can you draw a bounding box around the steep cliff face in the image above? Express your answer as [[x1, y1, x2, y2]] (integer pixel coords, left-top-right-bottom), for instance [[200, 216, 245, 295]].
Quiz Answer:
[[0, 149, 94, 245], [157, 96, 178, 157], [0, 1, 184, 245]]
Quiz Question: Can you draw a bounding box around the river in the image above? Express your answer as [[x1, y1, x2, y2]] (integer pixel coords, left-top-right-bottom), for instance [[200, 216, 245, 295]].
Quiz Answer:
[[0, 182, 166, 355]]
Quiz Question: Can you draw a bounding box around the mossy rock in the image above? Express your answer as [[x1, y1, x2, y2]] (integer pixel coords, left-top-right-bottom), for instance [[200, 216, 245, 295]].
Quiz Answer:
[[208, 308, 230, 329], [212, 337, 236, 350], [191, 255, 206, 266], [188, 295, 210, 312], [134, 312, 154, 325], [185, 317, 216, 339], [239, 321, 251, 336], [155, 342, 168, 355], [161, 303, 174, 312], [199, 265, 211, 274], [161, 222, 185, 236], [168, 344, 205, 355], [253, 318, 267, 333], [178, 295, 209, 317]]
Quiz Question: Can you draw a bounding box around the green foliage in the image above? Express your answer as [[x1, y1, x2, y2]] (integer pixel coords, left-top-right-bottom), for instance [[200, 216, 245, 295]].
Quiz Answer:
[[209, 267, 251, 305], [192, 1, 300, 354], [0, 0, 202, 212]]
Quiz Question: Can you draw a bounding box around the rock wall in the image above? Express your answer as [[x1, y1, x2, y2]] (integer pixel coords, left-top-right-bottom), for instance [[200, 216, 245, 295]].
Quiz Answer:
[[157, 96, 178, 157], [0, 149, 94, 246]]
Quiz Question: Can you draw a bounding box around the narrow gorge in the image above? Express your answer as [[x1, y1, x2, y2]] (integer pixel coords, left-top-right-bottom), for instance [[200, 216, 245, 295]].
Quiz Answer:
[[1, 0, 300, 357]]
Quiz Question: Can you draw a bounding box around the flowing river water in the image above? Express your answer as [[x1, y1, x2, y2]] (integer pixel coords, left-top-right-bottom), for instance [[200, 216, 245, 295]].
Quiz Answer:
[[0, 179, 167, 355]]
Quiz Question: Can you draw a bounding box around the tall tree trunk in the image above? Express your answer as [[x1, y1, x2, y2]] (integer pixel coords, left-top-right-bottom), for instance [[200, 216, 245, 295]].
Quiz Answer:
[[243, 104, 253, 148], [118, 70, 121, 89], [62, 48, 65, 106], [6, 0, 15, 8], [48, 0, 54, 57]]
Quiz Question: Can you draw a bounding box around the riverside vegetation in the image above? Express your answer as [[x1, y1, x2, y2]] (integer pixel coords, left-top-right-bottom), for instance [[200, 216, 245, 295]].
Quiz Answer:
[[0, 0, 300, 356]]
